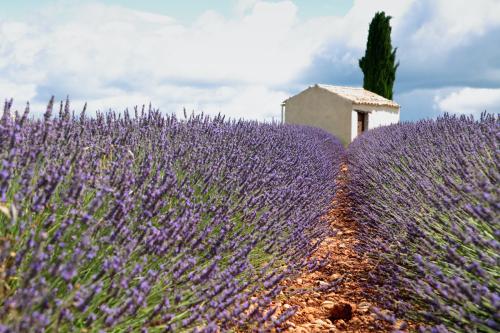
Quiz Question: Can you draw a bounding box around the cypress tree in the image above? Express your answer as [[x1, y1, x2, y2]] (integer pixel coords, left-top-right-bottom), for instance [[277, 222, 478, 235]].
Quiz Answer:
[[359, 11, 399, 100]]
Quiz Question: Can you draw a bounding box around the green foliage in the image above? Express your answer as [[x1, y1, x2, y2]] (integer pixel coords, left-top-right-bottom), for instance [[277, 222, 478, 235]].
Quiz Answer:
[[359, 11, 399, 100]]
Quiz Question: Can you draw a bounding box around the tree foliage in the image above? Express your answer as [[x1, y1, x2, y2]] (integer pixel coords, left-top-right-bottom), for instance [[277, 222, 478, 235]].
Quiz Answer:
[[359, 11, 399, 100]]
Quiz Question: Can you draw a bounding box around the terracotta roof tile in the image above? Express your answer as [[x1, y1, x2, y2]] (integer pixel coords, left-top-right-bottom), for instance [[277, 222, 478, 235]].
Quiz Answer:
[[316, 84, 400, 108]]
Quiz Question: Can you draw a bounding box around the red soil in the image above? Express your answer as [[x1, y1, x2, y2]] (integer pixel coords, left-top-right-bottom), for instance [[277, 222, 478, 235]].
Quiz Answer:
[[269, 164, 409, 333]]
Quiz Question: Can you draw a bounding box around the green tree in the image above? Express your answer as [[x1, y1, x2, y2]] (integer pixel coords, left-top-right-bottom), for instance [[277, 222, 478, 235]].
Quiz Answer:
[[359, 11, 399, 100]]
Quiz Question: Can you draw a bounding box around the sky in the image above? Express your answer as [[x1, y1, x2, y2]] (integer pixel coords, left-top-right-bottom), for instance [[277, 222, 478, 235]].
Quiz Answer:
[[0, 0, 499, 121]]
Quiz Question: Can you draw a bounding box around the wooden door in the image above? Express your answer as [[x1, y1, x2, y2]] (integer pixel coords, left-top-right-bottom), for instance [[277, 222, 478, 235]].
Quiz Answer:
[[357, 112, 365, 135]]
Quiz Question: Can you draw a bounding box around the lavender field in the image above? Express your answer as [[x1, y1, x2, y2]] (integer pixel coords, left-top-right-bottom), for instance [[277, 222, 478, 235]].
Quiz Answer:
[[0, 99, 498, 333], [348, 113, 499, 332], [0, 98, 343, 332]]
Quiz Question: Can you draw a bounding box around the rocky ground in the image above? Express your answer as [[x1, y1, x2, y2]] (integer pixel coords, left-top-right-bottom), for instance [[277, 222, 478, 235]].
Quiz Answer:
[[270, 165, 410, 333]]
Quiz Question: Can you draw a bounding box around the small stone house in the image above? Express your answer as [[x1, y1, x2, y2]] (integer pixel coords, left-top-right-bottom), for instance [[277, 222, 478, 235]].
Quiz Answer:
[[282, 84, 400, 146]]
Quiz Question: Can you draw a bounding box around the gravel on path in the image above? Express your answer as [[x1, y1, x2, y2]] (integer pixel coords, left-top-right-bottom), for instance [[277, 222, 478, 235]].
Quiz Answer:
[[270, 164, 409, 333]]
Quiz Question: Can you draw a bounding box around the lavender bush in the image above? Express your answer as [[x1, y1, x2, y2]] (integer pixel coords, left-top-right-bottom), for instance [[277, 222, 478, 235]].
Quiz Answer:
[[0, 98, 344, 332], [347, 113, 499, 332]]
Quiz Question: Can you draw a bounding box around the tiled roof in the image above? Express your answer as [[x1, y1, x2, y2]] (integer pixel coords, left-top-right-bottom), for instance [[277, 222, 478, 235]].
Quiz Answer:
[[316, 84, 400, 108]]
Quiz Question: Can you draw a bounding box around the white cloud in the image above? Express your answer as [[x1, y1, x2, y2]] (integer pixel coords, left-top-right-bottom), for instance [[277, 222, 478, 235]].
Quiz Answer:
[[0, 80, 37, 103], [235, 0, 260, 15], [63, 84, 287, 121], [189, 85, 289, 120], [0, 0, 499, 121], [434, 88, 500, 116], [401, 0, 500, 62], [341, 0, 417, 49], [0, 1, 328, 119]]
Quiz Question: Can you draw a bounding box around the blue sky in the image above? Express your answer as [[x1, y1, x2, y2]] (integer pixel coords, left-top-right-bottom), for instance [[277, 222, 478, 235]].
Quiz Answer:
[[1, 0, 354, 22], [0, 0, 499, 121]]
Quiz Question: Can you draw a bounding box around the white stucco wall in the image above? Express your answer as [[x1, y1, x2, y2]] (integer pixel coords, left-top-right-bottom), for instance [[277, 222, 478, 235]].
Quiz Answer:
[[367, 108, 400, 129], [284, 86, 400, 146], [350, 105, 400, 142], [284, 86, 353, 146], [350, 111, 359, 143]]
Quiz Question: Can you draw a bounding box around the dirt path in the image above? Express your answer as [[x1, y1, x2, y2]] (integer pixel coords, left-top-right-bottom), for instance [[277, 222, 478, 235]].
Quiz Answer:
[[271, 164, 406, 332]]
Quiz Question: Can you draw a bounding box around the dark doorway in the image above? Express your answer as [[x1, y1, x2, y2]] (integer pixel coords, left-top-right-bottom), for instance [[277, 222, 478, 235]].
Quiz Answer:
[[357, 112, 366, 135]]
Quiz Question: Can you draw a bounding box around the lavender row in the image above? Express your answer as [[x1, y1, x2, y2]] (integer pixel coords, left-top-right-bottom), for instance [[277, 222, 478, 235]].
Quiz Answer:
[[0, 98, 344, 332], [347, 113, 499, 332]]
